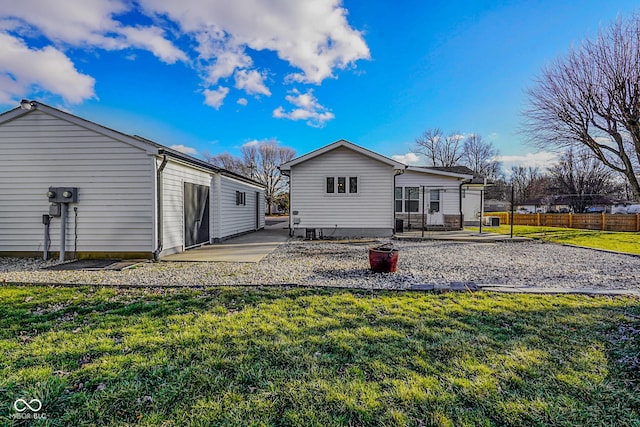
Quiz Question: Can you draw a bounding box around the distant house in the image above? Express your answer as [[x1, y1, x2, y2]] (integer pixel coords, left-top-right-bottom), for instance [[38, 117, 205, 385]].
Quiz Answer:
[[609, 200, 638, 214], [484, 199, 510, 212], [280, 140, 487, 237], [0, 100, 265, 260], [517, 197, 568, 213]]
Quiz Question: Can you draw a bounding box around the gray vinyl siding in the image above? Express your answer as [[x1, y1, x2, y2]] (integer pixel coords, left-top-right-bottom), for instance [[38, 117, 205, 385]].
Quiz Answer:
[[161, 161, 213, 255], [290, 146, 395, 229], [219, 175, 264, 238], [395, 171, 463, 215], [0, 110, 155, 254]]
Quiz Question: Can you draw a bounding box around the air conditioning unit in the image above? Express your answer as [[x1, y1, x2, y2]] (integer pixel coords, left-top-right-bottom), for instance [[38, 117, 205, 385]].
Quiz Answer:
[[483, 216, 500, 227]]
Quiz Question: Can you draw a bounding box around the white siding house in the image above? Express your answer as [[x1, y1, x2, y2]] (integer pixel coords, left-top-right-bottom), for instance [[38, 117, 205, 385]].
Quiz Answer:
[[280, 140, 405, 238], [0, 100, 265, 260], [395, 167, 474, 229], [281, 140, 488, 237]]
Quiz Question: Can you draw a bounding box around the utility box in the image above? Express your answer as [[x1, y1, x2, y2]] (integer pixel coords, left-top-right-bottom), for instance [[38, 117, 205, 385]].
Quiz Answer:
[[484, 216, 500, 227], [47, 187, 78, 203], [49, 203, 61, 217]]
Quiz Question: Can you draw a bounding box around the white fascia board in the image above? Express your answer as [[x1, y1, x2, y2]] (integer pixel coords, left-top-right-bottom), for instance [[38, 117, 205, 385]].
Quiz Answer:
[[280, 139, 406, 170], [406, 166, 473, 180]]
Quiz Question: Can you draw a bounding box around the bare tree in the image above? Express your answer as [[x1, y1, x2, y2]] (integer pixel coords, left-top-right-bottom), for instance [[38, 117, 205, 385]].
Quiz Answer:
[[510, 166, 549, 204], [523, 12, 640, 200], [202, 151, 246, 174], [548, 148, 622, 212], [205, 140, 295, 215], [461, 134, 502, 179], [415, 128, 464, 167]]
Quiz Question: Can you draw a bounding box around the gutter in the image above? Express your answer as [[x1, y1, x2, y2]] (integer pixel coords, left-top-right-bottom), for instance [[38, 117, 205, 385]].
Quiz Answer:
[[154, 155, 168, 260]]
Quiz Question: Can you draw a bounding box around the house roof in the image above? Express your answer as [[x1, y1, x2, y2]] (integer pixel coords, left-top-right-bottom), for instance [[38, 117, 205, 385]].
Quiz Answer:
[[407, 165, 492, 185], [0, 100, 264, 188], [405, 165, 474, 180], [279, 139, 406, 172]]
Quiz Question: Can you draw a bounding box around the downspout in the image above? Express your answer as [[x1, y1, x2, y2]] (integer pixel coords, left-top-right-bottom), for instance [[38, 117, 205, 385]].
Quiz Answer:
[[459, 180, 469, 230], [280, 168, 294, 237], [393, 167, 407, 234], [154, 155, 168, 260], [393, 172, 397, 233]]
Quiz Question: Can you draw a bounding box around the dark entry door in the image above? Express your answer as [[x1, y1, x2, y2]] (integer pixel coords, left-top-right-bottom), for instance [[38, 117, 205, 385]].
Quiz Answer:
[[184, 183, 210, 248]]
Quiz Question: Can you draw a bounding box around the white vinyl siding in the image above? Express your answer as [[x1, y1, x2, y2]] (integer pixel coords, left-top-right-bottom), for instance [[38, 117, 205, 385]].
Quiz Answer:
[[219, 175, 264, 238], [160, 161, 213, 255], [395, 170, 462, 215], [290, 146, 394, 229], [0, 110, 155, 254]]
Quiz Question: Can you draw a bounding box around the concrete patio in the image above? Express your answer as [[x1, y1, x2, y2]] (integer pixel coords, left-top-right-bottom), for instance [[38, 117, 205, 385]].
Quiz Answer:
[[394, 229, 530, 242], [162, 216, 290, 262]]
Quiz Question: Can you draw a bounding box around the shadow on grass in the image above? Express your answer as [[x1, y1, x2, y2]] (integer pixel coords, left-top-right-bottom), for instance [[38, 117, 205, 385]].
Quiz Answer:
[[0, 286, 638, 426]]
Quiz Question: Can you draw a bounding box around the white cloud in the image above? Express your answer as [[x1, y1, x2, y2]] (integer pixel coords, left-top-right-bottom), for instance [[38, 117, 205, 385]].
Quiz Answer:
[[237, 97, 248, 106], [242, 139, 260, 147], [496, 152, 558, 170], [169, 144, 198, 155], [234, 69, 270, 96], [203, 86, 229, 109], [0, 1, 369, 110], [0, 0, 128, 48], [119, 26, 188, 64], [273, 88, 334, 127], [392, 152, 422, 165], [201, 44, 253, 85], [140, 0, 370, 85], [0, 32, 95, 104]]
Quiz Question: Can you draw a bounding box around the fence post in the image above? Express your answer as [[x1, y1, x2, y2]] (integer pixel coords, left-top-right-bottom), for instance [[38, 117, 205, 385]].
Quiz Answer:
[[536, 213, 541, 227], [637, 213, 639, 232], [601, 212, 606, 231], [568, 213, 573, 229]]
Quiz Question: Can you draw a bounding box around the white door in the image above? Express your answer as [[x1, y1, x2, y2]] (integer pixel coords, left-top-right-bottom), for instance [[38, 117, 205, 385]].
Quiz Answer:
[[426, 189, 444, 225]]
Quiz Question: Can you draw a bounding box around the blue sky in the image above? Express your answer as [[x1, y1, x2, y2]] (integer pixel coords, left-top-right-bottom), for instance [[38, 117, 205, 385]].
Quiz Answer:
[[1, 0, 638, 172]]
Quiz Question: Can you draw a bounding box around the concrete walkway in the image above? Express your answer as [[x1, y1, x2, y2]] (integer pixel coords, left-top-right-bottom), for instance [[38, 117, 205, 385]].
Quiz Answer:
[[162, 217, 289, 262], [394, 229, 530, 242]]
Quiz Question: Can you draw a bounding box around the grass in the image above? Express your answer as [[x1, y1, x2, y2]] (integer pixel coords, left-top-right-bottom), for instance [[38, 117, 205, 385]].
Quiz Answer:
[[469, 225, 640, 254], [0, 285, 639, 426]]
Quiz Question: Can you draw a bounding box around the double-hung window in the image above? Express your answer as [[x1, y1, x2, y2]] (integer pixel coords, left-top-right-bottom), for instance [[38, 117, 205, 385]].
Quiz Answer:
[[326, 176, 358, 195]]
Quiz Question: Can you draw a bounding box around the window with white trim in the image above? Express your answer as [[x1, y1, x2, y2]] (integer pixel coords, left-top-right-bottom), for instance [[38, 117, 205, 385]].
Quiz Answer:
[[395, 187, 419, 212], [235, 191, 246, 205], [429, 189, 440, 212], [326, 176, 358, 194]]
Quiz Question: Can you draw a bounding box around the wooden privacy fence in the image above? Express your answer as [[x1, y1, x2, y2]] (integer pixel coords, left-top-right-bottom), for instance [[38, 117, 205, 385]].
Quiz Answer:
[[485, 212, 640, 232]]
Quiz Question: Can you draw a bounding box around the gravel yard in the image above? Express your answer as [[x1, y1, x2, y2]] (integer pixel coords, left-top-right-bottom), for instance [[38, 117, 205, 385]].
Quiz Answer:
[[1, 239, 639, 290]]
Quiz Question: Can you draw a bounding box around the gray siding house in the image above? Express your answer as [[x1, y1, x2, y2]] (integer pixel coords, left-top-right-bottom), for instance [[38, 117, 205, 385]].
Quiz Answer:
[[0, 100, 264, 260]]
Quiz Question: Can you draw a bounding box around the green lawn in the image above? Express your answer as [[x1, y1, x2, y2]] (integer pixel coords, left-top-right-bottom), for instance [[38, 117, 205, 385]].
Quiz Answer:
[[470, 225, 640, 254], [1, 286, 639, 426]]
